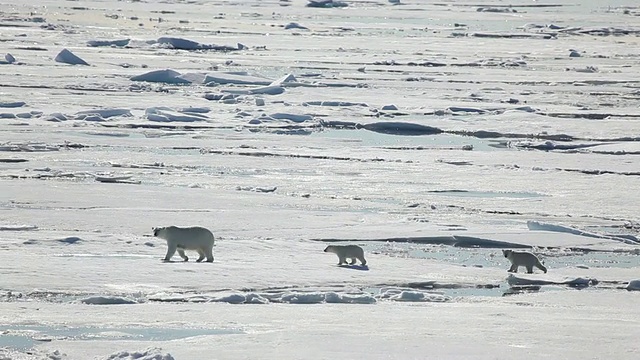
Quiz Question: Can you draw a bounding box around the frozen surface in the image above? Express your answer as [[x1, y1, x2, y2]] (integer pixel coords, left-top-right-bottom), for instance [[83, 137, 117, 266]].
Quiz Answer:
[[1, 0, 639, 359]]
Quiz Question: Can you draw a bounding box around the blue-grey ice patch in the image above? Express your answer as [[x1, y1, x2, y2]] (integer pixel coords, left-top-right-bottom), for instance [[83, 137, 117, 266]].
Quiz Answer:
[[527, 220, 639, 244], [307, 0, 348, 8], [78, 295, 139, 305], [270, 73, 297, 86], [156, 37, 240, 51], [16, 111, 42, 119], [145, 107, 210, 122], [178, 107, 210, 114], [267, 113, 314, 122], [512, 141, 605, 151], [222, 85, 285, 96], [361, 122, 443, 136], [0, 101, 25, 108], [54, 49, 89, 66], [86, 39, 130, 47], [447, 106, 488, 114], [176, 72, 207, 84], [75, 108, 132, 120], [204, 71, 272, 86], [626, 280, 640, 291], [303, 101, 368, 107], [284, 22, 309, 30], [0, 225, 38, 231], [130, 69, 191, 84], [43, 112, 68, 122], [507, 274, 598, 288], [236, 186, 277, 193], [58, 236, 82, 244], [1, 53, 16, 64]]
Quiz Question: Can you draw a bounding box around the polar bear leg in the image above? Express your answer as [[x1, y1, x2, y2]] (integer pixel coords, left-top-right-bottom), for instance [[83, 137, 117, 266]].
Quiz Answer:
[[164, 243, 177, 262], [177, 249, 189, 262], [358, 256, 367, 266], [508, 263, 518, 273], [337, 256, 346, 265], [204, 247, 214, 263], [196, 249, 205, 262]]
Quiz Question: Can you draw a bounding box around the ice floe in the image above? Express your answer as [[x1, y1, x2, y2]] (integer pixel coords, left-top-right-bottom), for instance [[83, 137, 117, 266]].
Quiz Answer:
[[105, 347, 174, 360], [507, 274, 598, 288], [626, 280, 640, 291], [130, 69, 192, 84], [87, 39, 130, 47], [54, 49, 89, 66], [79, 296, 139, 305]]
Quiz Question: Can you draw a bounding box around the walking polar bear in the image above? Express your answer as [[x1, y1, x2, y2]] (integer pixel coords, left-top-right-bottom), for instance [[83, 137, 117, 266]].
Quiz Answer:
[[502, 249, 547, 274], [153, 226, 215, 263], [324, 245, 367, 266]]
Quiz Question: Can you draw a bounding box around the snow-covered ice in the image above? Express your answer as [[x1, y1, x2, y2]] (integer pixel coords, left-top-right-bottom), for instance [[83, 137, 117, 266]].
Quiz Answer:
[[1, 0, 639, 359]]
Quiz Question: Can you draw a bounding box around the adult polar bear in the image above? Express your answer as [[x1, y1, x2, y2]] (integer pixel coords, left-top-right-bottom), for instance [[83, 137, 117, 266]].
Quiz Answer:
[[153, 226, 214, 262]]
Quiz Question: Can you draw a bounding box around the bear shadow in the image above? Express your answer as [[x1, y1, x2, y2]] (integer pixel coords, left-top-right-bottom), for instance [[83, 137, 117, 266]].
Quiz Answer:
[[338, 264, 369, 271]]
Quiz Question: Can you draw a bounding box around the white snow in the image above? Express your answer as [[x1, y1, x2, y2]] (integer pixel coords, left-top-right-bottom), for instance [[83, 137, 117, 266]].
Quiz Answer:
[[1, 0, 639, 359]]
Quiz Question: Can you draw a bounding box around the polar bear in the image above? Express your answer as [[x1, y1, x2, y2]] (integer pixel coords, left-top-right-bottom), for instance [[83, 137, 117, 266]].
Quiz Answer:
[[153, 226, 214, 262], [324, 245, 367, 266], [502, 249, 547, 274]]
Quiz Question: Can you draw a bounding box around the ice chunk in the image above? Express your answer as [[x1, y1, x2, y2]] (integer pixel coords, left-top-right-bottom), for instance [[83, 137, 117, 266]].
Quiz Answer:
[[130, 69, 191, 84], [307, 0, 348, 8], [87, 39, 130, 47], [105, 347, 174, 360], [627, 280, 640, 291], [0, 101, 26, 108], [55, 48, 89, 65], [205, 72, 272, 86], [284, 22, 309, 30], [76, 109, 132, 119], [79, 296, 138, 305]]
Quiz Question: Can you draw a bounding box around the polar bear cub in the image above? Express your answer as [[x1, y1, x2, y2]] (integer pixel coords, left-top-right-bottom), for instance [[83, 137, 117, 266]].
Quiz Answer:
[[324, 245, 367, 266], [502, 249, 547, 274], [153, 226, 214, 263]]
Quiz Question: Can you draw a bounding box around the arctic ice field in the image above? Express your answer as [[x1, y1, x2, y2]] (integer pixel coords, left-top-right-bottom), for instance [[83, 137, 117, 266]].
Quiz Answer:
[[1, 0, 639, 358]]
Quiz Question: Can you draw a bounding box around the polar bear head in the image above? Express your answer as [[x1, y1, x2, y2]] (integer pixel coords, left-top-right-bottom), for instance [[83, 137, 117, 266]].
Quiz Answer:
[[152, 227, 164, 237]]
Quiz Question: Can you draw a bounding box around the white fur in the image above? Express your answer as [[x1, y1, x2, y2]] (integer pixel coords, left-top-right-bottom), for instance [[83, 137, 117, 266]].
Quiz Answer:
[[153, 226, 215, 262], [324, 245, 367, 266], [502, 249, 547, 274]]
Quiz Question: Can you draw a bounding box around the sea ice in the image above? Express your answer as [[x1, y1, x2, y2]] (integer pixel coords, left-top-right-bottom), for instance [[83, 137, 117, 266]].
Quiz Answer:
[[105, 347, 174, 360], [130, 69, 191, 84], [87, 39, 130, 47], [1, 53, 16, 64], [79, 296, 139, 305], [626, 280, 640, 291], [54, 49, 89, 66]]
